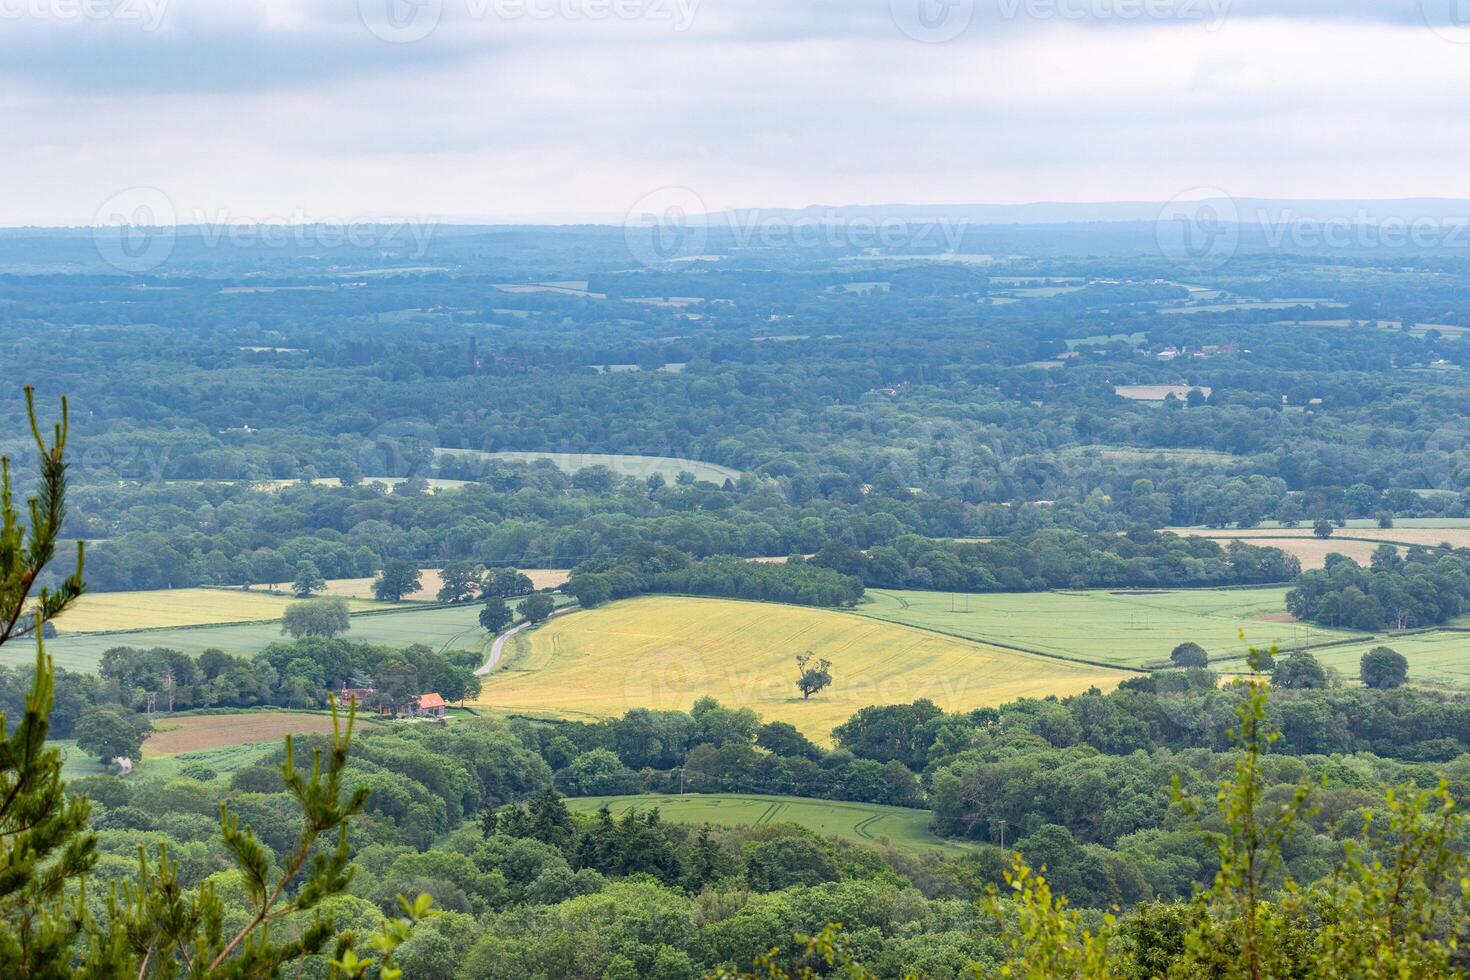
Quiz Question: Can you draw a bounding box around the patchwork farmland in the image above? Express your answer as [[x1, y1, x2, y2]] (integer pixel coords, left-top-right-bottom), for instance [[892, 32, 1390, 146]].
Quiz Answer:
[[853, 587, 1356, 668], [30, 603, 498, 673], [52, 587, 384, 634], [475, 595, 1132, 739]]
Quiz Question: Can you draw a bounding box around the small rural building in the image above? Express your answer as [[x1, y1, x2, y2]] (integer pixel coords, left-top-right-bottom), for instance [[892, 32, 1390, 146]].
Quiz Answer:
[[409, 692, 447, 719], [338, 686, 375, 707]]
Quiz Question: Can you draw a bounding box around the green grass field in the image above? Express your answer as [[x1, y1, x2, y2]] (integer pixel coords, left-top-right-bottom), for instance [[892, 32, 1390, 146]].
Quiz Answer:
[[28, 603, 497, 673], [564, 793, 966, 855], [1065, 445, 1238, 463], [853, 588, 1358, 668], [57, 737, 280, 782], [54, 587, 386, 634], [433, 448, 739, 484], [1215, 630, 1470, 689]]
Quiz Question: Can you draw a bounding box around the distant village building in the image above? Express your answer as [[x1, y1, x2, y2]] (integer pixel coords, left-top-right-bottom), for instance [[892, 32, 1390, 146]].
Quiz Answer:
[[336, 683, 447, 719], [382, 693, 443, 725], [338, 686, 375, 707]]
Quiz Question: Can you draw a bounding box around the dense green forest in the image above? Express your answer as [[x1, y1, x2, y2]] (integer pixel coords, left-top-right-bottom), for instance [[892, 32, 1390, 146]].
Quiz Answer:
[[6, 234, 1470, 595], [1287, 546, 1470, 630]]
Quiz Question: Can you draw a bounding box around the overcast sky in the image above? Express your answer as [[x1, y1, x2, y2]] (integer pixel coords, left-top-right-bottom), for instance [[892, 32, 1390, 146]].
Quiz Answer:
[[6, 0, 1470, 225]]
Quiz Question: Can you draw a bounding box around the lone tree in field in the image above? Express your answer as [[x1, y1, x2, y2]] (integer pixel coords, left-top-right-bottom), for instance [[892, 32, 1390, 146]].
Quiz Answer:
[[74, 704, 150, 764], [374, 558, 423, 601], [292, 559, 327, 597], [480, 595, 513, 633], [437, 560, 484, 603], [1273, 649, 1328, 689], [567, 571, 613, 608], [518, 592, 556, 624], [796, 652, 833, 700], [1361, 645, 1408, 690], [1170, 641, 1208, 668], [1313, 518, 1335, 539], [282, 596, 351, 638], [485, 567, 535, 597], [252, 549, 291, 591]]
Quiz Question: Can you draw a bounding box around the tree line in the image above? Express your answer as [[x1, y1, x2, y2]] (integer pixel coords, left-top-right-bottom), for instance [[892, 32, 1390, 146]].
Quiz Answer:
[[810, 528, 1301, 592], [566, 549, 864, 609], [1287, 544, 1470, 630]]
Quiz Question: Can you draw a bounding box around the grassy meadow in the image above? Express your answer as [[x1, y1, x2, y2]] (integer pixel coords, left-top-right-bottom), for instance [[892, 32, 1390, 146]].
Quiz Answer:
[[30, 602, 498, 673], [1214, 630, 1470, 690], [564, 793, 966, 855], [1114, 384, 1212, 402], [56, 709, 374, 781], [57, 738, 283, 781], [1166, 530, 1388, 569], [474, 596, 1132, 739], [853, 587, 1357, 668], [312, 568, 569, 600], [1225, 518, 1470, 531], [53, 587, 384, 634], [1170, 525, 1470, 549], [1167, 522, 1470, 569], [433, 448, 740, 484], [146, 476, 472, 494]]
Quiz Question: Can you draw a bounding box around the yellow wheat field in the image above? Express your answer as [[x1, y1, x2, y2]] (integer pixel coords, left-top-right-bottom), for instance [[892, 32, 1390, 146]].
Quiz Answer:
[[1165, 529, 1387, 569], [53, 588, 381, 634], [315, 568, 570, 600], [474, 595, 1133, 740]]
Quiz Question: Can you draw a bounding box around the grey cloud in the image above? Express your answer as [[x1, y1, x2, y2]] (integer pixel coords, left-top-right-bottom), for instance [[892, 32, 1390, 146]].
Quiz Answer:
[[0, 0, 1441, 97]]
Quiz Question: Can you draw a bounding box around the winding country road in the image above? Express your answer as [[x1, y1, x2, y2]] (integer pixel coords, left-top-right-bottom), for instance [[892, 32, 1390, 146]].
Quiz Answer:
[[475, 604, 579, 676]]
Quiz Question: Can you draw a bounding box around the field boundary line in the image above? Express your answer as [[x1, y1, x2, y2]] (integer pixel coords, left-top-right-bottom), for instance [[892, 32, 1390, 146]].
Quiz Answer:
[[585, 592, 1147, 673], [54, 596, 490, 642], [846, 606, 1147, 674]]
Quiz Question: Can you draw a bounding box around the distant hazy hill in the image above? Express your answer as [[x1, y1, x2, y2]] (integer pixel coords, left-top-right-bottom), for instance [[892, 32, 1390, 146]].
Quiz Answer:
[[708, 198, 1470, 226]]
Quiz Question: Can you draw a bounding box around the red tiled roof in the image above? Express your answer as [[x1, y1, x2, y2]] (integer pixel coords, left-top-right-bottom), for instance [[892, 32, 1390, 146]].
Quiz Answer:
[[417, 693, 446, 709]]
